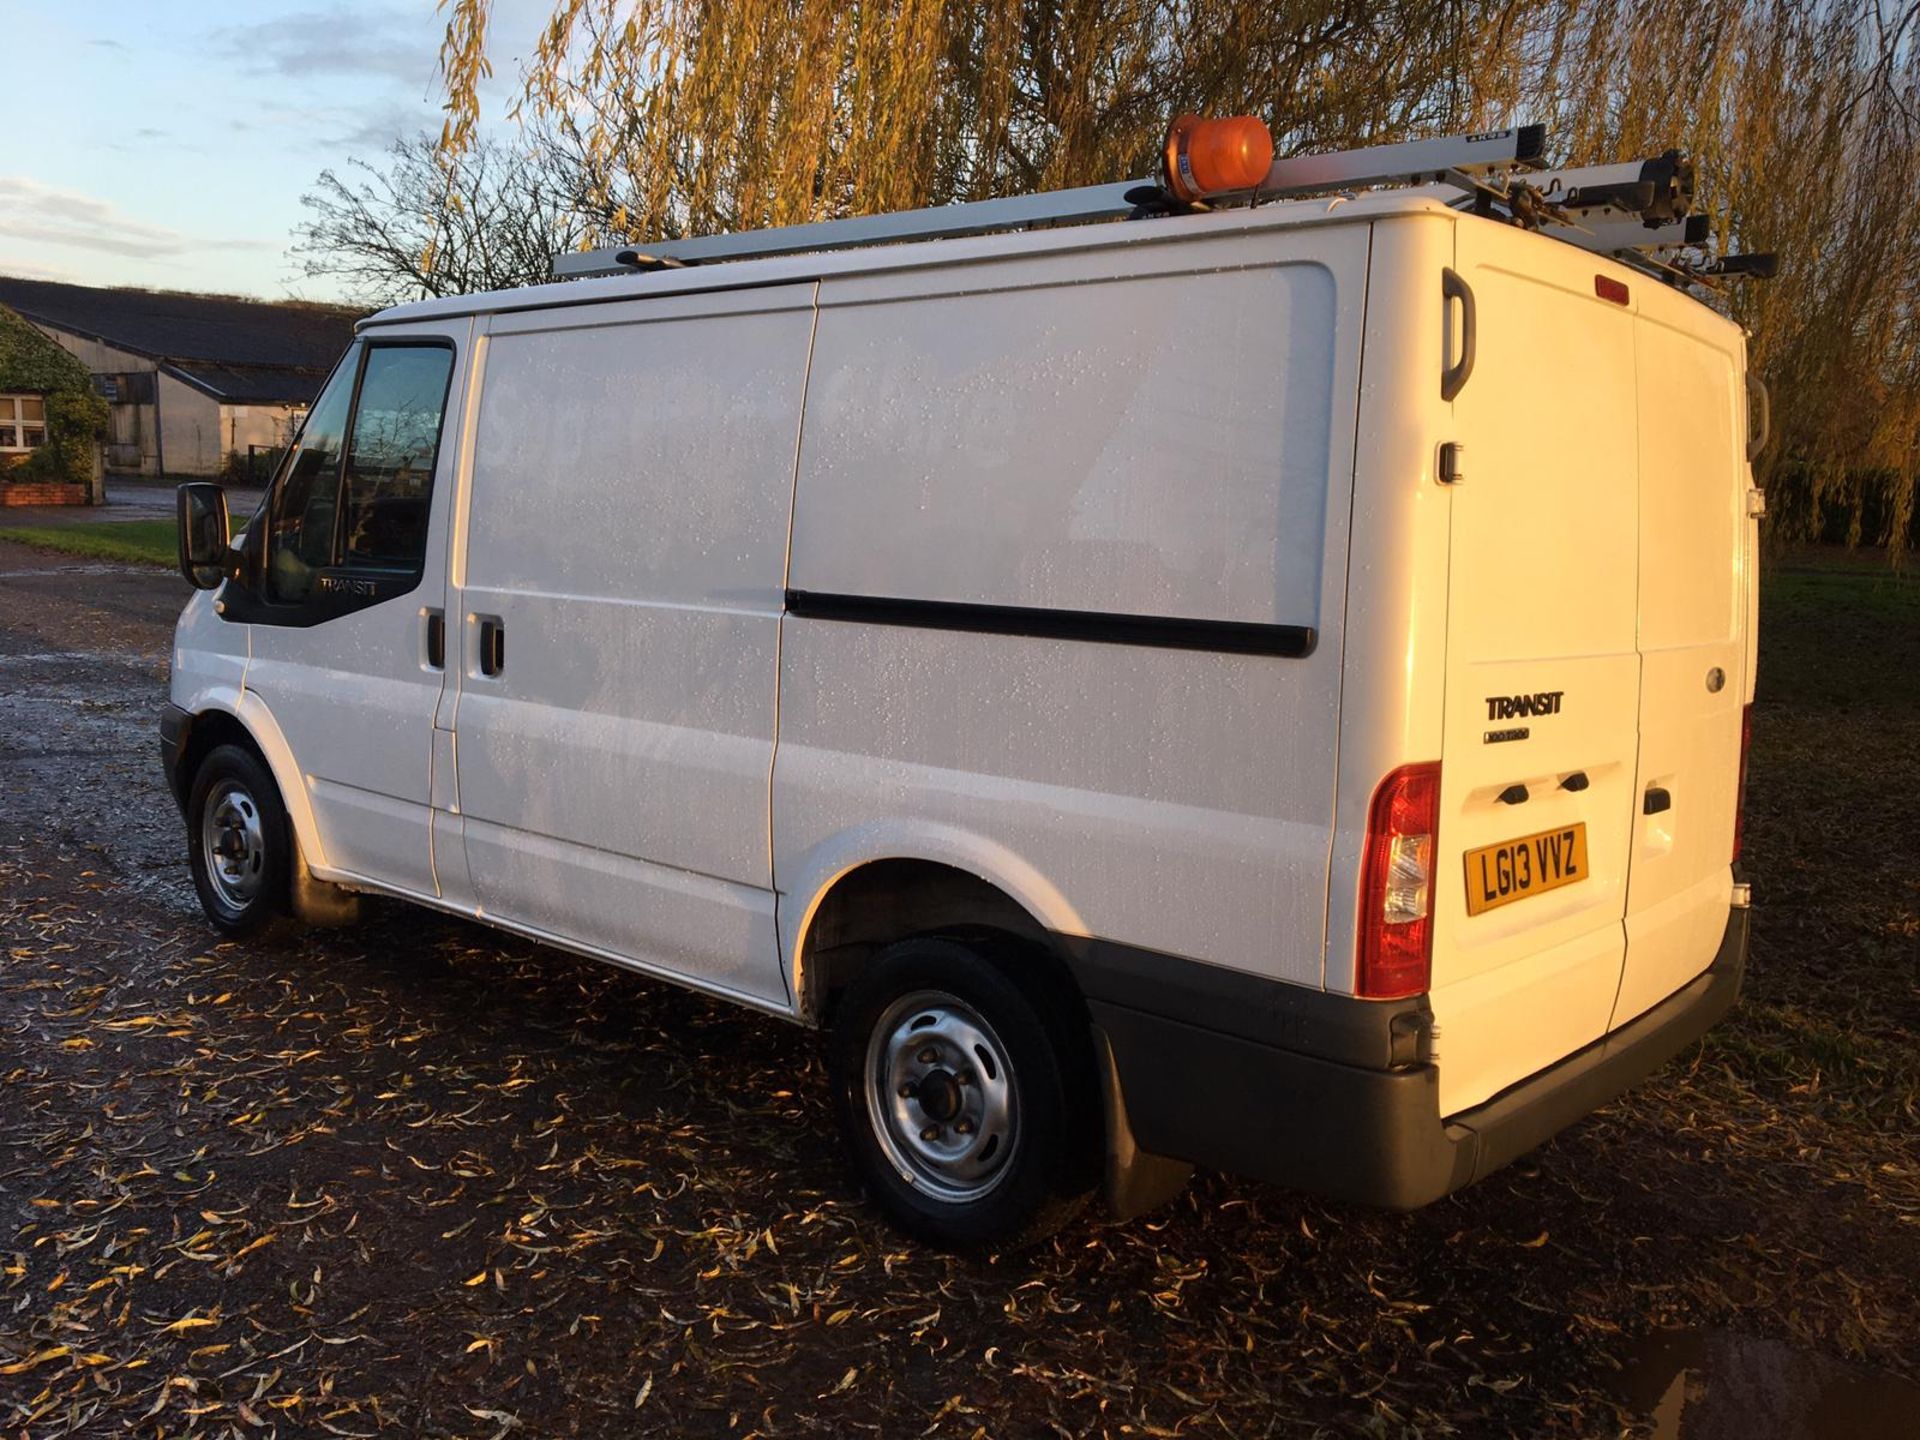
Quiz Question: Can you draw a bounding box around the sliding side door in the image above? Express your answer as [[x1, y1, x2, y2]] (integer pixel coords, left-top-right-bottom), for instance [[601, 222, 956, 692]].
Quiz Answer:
[[449, 287, 816, 1009]]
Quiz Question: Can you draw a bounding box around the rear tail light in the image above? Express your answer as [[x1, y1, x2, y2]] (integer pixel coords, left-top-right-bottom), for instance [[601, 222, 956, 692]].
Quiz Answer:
[[1161, 114, 1275, 204], [1358, 762, 1442, 999], [1733, 702, 1754, 863]]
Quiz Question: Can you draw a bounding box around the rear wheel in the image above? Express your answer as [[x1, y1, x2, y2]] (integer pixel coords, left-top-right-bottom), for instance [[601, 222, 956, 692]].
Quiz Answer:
[[828, 934, 1096, 1249], [187, 744, 292, 938]]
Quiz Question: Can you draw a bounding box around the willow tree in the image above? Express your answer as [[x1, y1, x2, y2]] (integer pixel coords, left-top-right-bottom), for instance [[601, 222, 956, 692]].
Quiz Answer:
[[438, 0, 1516, 236], [1520, 0, 1920, 553], [437, 0, 1920, 555]]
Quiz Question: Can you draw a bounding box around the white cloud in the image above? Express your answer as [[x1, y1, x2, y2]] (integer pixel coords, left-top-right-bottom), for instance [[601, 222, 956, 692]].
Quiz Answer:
[[214, 3, 439, 86], [0, 176, 275, 259], [206, 3, 445, 154], [0, 254, 86, 284]]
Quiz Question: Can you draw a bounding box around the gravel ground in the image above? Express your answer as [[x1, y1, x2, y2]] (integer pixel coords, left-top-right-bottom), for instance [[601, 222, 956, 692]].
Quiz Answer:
[[0, 540, 1915, 1438]]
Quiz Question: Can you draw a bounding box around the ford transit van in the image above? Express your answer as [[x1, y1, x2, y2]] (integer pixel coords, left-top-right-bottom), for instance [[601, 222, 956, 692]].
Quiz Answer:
[[163, 138, 1758, 1247]]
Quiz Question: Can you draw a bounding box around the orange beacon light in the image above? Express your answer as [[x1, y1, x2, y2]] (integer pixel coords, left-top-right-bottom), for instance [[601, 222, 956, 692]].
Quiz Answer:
[[1161, 114, 1275, 204]]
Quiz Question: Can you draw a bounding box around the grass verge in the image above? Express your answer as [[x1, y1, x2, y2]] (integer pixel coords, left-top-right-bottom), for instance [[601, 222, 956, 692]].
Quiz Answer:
[[0, 518, 178, 567]]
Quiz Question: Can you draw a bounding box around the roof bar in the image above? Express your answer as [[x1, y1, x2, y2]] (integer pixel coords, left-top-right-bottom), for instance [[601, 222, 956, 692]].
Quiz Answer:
[[553, 180, 1142, 279]]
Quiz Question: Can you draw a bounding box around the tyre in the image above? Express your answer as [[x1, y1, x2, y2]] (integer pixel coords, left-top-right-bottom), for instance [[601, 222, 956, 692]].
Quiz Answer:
[[828, 934, 1098, 1250], [186, 743, 292, 938]]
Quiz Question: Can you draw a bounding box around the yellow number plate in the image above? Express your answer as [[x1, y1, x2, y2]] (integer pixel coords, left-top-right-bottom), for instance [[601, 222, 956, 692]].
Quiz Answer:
[[1464, 822, 1590, 916]]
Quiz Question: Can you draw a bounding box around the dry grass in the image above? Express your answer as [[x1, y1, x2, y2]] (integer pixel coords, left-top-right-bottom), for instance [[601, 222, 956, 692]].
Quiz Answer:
[[0, 550, 1914, 1437]]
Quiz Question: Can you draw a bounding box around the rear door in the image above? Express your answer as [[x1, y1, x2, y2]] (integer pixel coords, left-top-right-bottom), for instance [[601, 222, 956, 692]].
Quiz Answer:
[[1429, 220, 1642, 1115], [1616, 297, 1750, 1025]]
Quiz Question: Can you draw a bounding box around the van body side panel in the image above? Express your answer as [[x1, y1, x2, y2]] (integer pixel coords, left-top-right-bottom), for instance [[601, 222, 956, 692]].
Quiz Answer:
[[776, 229, 1365, 987], [1615, 293, 1749, 1026], [1429, 221, 1641, 1115], [451, 287, 813, 1007]]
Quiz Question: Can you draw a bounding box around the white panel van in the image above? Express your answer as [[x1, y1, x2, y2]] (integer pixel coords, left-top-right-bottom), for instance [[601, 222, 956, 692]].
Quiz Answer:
[[164, 178, 1757, 1247]]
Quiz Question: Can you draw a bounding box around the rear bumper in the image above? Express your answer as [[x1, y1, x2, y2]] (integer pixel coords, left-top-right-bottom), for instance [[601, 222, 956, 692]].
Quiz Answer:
[[1090, 904, 1748, 1210]]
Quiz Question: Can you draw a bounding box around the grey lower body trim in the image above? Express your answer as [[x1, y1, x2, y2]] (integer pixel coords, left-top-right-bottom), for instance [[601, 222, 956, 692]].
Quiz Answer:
[[1092, 906, 1749, 1210], [1092, 1026, 1194, 1221], [1060, 934, 1435, 1072], [159, 703, 193, 811]]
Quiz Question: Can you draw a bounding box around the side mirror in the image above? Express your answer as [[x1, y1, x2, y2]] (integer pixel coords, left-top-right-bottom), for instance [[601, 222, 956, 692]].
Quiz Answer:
[[177, 482, 231, 590]]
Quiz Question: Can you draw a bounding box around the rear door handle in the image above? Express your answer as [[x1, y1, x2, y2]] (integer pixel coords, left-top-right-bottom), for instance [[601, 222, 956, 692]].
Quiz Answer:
[[1441, 268, 1476, 401], [424, 609, 445, 670], [1644, 785, 1671, 815], [476, 616, 505, 677]]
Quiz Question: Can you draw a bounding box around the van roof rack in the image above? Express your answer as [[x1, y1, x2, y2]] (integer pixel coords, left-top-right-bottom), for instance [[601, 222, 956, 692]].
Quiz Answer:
[[552, 123, 1769, 287]]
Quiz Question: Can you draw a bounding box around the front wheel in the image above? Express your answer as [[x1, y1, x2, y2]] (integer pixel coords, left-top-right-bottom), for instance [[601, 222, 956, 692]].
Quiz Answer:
[[828, 935, 1097, 1250], [186, 744, 292, 937]]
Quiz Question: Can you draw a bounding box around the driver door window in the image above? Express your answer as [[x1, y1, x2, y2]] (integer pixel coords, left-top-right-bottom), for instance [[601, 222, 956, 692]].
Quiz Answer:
[[265, 342, 455, 607], [266, 351, 355, 603], [341, 348, 454, 570]]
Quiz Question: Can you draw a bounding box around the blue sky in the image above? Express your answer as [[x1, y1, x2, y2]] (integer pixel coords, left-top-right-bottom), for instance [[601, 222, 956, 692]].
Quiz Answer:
[[4, 1, 547, 302]]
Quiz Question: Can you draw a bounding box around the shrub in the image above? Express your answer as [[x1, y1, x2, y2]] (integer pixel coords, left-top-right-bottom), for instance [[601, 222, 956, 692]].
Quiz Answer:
[[0, 306, 106, 487], [41, 389, 108, 484]]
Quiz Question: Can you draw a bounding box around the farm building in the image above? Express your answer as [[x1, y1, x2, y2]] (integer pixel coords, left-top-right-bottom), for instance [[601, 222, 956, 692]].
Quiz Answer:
[[0, 277, 360, 480]]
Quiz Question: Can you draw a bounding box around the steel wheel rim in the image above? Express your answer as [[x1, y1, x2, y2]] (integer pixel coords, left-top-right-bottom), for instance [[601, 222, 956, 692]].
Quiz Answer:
[[864, 989, 1019, 1204], [200, 779, 265, 912]]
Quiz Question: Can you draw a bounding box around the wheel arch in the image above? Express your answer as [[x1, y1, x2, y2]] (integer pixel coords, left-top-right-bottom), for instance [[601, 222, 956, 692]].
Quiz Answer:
[[781, 828, 1088, 1027], [177, 692, 329, 873], [791, 845, 1193, 1222]]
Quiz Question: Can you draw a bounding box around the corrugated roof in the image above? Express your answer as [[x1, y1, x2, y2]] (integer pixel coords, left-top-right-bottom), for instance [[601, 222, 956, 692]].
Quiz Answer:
[[0, 276, 361, 404]]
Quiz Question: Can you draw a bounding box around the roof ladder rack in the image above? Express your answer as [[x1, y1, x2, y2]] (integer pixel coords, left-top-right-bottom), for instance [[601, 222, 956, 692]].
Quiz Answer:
[[550, 122, 1760, 283], [553, 125, 1556, 279], [1256, 124, 1547, 197]]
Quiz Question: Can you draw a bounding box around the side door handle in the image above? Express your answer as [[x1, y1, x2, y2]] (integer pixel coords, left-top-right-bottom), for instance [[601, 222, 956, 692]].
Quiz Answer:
[[1644, 785, 1672, 815], [423, 609, 445, 670], [477, 616, 505, 677]]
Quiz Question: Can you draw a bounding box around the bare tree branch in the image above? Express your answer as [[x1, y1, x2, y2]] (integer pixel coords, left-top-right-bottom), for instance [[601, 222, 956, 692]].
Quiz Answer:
[[291, 132, 598, 307]]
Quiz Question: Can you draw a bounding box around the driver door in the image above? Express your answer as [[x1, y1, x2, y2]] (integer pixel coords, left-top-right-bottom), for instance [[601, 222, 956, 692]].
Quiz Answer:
[[234, 323, 470, 897]]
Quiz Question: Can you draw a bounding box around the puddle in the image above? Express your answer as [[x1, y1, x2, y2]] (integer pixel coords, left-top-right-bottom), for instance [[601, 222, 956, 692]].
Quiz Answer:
[[1618, 1329, 1920, 1439]]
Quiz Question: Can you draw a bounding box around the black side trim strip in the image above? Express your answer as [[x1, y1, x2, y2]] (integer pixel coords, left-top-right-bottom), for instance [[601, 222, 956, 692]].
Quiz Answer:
[[784, 590, 1316, 658]]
